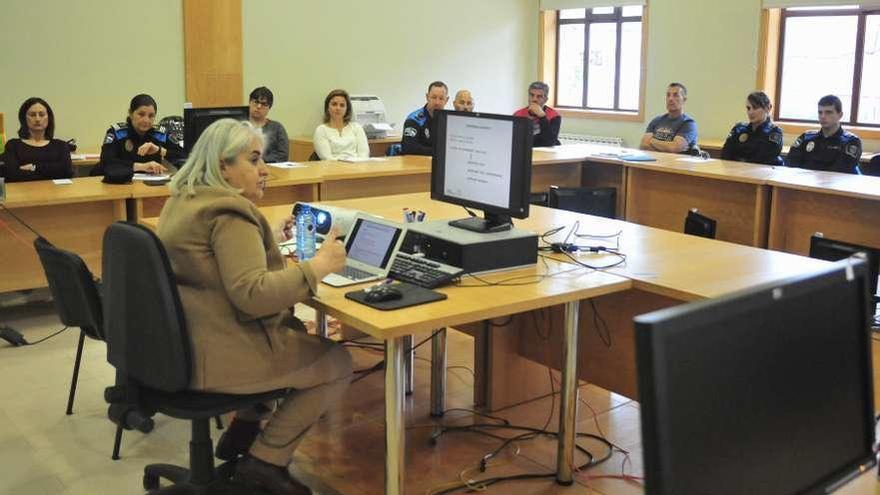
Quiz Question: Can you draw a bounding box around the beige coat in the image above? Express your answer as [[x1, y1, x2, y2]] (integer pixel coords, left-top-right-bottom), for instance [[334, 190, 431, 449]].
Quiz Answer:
[[157, 186, 318, 391]]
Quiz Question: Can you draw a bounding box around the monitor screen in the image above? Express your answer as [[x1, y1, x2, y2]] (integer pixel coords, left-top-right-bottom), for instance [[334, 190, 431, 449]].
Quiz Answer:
[[183, 106, 249, 154], [810, 235, 879, 298], [431, 111, 532, 233], [635, 259, 875, 495], [345, 218, 402, 269]]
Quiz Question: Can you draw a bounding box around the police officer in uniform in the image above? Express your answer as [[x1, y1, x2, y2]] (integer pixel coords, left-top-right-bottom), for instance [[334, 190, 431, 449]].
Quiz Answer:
[[721, 91, 783, 166], [91, 94, 182, 178], [401, 81, 448, 156], [786, 94, 862, 175]]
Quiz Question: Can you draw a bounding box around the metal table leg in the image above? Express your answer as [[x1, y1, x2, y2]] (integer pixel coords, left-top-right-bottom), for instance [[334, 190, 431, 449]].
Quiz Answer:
[[430, 328, 447, 417], [403, 335, 414, 395], [315, 310, 328, 338], [556, 301, 580, 485], [385, 337, 406, 495]]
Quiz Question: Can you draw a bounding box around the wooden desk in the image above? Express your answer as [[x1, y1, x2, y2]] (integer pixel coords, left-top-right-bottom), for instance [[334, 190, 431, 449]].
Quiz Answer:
[[0, 177, 129, 291], [71, 153, 101, 177], [767, 169, 880, 255], [143, 199, 632, 494], [129, 165, 324, 220], [290, 135, 401, 161]]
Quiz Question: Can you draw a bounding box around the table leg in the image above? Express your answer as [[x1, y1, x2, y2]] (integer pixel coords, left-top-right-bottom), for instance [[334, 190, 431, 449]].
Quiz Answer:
[[315, 310, 328, 338], [385, 337, 406, 495], [556, 301, 580, 485], [430, 328, 447, 417], [403, 335, 414, 395]]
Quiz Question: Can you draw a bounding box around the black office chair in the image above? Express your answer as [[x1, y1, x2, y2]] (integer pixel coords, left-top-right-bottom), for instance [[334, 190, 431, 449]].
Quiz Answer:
[[102, 222, 287, 493], [684, 208, 717, 239], [33, 237, 105, 415]]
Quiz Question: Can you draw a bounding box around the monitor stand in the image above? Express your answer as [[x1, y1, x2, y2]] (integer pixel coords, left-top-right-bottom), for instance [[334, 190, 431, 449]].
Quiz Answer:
[[448, 211, 512, 233]]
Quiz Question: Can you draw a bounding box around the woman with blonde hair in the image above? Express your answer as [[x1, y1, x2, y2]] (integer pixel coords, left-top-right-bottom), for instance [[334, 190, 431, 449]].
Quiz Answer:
[[159, 118, 351, 495], [312, 89, 369, 160]]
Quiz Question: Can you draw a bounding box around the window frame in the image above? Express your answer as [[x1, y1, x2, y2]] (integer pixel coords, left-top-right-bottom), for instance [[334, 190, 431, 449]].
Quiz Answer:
[[774, 6, 880, 128], [540, 7, 648, 122]]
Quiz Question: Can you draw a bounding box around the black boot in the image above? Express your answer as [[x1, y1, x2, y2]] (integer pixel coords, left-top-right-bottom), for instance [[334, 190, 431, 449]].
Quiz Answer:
[[215, 418, 261, 461], [235, 454, 312, 495]]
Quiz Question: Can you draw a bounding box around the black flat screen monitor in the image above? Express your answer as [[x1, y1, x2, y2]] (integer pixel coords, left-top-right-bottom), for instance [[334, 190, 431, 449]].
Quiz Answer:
[[809, 234, 879, 299], [183, 106, 249, 154], [431, 110, 532, 233], [635, 259, 876, 495], [548, 186, 617, 219]]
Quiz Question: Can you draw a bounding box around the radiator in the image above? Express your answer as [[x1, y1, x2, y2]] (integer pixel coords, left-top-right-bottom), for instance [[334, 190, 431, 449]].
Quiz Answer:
[[558, 133, 623, 147]]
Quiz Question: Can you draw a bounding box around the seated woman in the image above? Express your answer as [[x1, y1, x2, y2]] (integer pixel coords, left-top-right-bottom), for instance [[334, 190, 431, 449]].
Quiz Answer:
[[2, 97, 73, 182], [248, 86, 289, 163], [91, 94, 181, 179], [721, 91, 784, 166], [158, 119, 351, 495], [313, 89, 369, 161]]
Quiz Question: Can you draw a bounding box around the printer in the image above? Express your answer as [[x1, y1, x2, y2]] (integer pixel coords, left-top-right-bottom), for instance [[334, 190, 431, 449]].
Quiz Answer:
[[350, 95, 394, 139]]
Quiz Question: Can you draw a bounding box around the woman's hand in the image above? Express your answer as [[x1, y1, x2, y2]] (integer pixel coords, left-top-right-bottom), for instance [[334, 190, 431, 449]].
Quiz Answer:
[[307, 226, 346, 279], [133, 161, 168, 174], [275, 215, 294, 243], [137, 142, 160, 156]]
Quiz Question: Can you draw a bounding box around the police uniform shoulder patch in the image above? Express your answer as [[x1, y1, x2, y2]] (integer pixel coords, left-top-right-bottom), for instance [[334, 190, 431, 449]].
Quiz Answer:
[[425, 128, 430, 139], [104, 132, 116, 144], [805, 141, 815, 153], [403, 127, 417, 138], [124, 139, 134, 152], [738, 133, 748, 143], [846, 144, 861, 158], [769, 132, 782, 145], [792, 135, 804, 148]]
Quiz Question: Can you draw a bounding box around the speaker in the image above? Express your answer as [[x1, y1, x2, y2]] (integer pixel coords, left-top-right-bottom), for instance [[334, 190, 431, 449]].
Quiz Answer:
[[683, 209, 717, 239]]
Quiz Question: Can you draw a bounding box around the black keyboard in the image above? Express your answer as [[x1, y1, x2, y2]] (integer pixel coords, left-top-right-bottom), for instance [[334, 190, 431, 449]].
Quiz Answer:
[[389, 253, 463, 289]]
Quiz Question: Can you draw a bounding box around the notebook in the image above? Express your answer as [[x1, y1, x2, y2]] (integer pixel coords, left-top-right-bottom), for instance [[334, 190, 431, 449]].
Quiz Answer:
[[321, 214, 405, 287]]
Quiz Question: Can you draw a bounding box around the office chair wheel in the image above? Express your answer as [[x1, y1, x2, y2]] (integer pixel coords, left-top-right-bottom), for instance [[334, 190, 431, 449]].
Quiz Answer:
[[143, 472, 160, 490]]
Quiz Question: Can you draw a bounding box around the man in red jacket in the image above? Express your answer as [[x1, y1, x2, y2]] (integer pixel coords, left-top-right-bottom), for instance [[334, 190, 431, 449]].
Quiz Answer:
[[513, 81, 561, 147]]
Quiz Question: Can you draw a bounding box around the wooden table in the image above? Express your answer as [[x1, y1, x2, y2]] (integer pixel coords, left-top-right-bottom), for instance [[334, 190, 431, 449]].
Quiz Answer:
[[290, 135, 401, 161], [142, 202, 632, 494], [767, 168, 880, 255], [0, 177, 129, 291]]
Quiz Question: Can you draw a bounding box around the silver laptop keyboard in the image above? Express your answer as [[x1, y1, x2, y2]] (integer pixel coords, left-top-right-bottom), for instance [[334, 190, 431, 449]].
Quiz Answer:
[[337, 265, 373, 280]]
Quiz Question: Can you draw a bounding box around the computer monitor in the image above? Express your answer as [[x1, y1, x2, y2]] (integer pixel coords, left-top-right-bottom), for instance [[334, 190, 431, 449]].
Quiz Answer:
[[809, 234, 879, 299], [183, 106, 249, 154], [431, 110, 532, 233], [635, 259, 875, 495], [548, 186, 617, 219]]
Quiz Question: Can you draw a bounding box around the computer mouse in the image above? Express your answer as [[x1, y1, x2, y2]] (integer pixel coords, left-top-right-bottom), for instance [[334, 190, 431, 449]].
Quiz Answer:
[[364, 285, 403, 303]]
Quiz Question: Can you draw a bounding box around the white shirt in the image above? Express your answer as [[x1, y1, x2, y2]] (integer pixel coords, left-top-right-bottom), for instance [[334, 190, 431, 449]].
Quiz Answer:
[[313, 122, 369, 160]]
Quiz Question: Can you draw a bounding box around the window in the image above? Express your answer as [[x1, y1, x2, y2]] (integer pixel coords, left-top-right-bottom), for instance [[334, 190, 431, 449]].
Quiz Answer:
[[776, 6, 880, 127], [555, 6, 644, 113]]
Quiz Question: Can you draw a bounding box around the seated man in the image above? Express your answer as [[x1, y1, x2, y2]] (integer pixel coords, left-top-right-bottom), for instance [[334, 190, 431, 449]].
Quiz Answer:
[[786, 95, 863, 175], [453, 90, 474, 112], [401, 81, 448, 156], [640, 82, 698, 154], [513, 81, 561, 147]]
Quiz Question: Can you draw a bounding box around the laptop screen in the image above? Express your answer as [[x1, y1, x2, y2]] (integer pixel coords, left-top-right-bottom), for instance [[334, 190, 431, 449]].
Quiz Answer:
[[346, 219, 402, 269]]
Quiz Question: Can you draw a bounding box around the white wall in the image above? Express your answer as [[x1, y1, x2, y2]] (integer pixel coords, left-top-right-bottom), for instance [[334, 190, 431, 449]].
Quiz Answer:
[[242, 0, 539, 137], [0, 0, 185, 150]]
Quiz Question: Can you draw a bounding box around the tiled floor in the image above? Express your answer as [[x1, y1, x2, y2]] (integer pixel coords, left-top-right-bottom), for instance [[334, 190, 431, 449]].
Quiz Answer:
[[0, 300, 646, 494], [1, 300, 877, 495]]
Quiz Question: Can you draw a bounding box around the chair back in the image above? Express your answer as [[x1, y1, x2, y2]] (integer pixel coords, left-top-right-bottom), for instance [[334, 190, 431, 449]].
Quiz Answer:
[[33, 237, 104, 340], [102, 222, 191, 392]]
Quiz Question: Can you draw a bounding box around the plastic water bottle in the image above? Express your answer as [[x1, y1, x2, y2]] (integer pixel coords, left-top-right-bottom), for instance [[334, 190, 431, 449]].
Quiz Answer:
[[296, 205, 317, 261]]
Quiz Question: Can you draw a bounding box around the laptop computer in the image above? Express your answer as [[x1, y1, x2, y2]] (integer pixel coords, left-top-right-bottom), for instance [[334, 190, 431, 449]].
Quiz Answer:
[[322, 214, 405, 287]]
